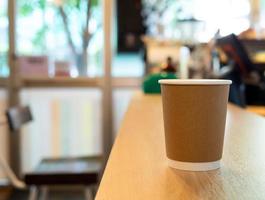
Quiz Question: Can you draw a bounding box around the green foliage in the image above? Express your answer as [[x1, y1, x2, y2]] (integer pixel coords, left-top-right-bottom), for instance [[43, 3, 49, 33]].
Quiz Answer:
[[18, 0, 46, 16], [91, 0, 99, 7], [63, 0, 81, 8], [38, 0, 47, 9], [63, 0, 99, 9], [17, 0, 100, 54], [32, 25, 49, 51], [19, 1, 34, 16]]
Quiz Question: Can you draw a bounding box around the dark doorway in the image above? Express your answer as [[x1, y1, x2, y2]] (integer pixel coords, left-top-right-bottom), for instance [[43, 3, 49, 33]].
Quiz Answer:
[[117, 0, 145, 52]]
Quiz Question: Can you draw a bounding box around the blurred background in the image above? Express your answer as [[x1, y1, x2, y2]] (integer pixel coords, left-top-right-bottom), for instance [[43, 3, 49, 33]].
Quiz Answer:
[[0, 0, 265, 199]]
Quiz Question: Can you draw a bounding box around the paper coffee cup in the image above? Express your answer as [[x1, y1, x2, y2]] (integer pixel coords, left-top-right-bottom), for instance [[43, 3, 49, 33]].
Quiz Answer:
[[159, 79, 232, 171]]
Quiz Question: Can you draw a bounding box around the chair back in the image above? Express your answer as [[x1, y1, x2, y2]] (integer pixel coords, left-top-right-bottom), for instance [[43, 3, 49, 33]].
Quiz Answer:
[[216, 33, 254, 76], [6, 106, 33, 132]]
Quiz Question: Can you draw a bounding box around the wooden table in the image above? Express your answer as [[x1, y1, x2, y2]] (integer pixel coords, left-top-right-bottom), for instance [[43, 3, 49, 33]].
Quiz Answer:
[[96, 92, 265, 199]]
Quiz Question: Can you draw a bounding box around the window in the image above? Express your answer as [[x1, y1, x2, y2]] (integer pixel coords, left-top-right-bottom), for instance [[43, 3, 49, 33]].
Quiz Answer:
[[17, 0, 103, 77], [260, 0, 265, 28], [0, 0, 9, 77], [143, 0, 251, 41], [193, 0, 250, 38]]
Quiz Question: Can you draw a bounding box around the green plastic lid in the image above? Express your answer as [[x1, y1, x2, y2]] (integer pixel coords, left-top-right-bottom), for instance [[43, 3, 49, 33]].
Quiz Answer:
[[142, 73, 177, 94]]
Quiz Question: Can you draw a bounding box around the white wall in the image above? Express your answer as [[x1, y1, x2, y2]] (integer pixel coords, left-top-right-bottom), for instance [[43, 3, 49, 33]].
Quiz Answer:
[[20, 88, 103, 173]]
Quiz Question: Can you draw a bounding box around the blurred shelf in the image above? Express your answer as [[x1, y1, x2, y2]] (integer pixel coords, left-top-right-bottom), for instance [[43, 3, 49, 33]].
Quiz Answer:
[[21, 77, 142, 88], [21, 77, 103, 88], [0, 76, 142, 88]]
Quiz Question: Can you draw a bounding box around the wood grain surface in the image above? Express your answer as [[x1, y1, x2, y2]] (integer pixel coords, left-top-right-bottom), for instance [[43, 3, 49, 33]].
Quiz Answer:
[[96, 92, 265, 200]]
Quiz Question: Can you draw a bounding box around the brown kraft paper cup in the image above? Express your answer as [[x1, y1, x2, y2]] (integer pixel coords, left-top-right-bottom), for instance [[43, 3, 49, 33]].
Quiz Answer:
[[159, 79, 232, 171]]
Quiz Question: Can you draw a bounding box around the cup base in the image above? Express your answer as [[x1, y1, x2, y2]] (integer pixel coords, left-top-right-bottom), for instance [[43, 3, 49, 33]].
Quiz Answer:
[[167, 158, 220, 171]]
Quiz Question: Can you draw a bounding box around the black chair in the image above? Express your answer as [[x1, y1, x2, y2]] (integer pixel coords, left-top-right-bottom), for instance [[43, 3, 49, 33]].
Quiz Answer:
[[216, 33, 265, 107], [3, 106, 101, 200]]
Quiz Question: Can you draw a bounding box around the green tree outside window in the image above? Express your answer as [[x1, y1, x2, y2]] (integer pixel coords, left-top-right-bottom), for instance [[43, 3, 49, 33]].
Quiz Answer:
[[18, 0, 101, 76]]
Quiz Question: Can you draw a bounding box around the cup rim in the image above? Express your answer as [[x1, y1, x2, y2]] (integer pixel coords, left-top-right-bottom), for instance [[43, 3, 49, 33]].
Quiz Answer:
[[159, 79, 232, 85]]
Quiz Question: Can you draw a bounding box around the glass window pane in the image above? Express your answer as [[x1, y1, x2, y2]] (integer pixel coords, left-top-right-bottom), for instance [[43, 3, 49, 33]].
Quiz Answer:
[[17, 0, 103, 77], [260, 0, 265, 27], [113, 53, 144, 77], [113, 0, 145, 77], [0, 0, 9, 77], [142, 0, 250, 41]]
